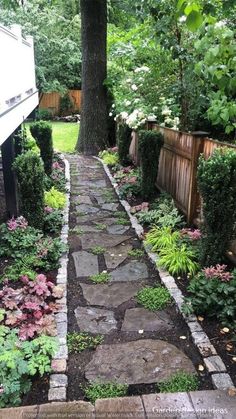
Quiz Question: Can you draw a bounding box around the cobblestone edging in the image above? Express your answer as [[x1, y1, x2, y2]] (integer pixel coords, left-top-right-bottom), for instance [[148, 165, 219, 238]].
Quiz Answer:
[[97, 157, 235, 392], [2, 390, 236, 418], [48, 155, 70, 402]]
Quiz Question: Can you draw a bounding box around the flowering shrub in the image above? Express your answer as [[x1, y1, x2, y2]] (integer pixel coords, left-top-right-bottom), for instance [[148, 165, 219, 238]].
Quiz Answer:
[[181, 228, 202, 241], [0, 218, 65, 271], [203, 264, 233, 282], [0, 221, 43, 258], [183, 267, 236, 324]]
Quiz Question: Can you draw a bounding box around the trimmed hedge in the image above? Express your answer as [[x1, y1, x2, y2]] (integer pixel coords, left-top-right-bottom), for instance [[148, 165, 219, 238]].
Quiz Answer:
[[30, 121, 53, 175], [197, 147, 236, 266], [117, 123, 132, 165], [138, 130, 164, 198], [13, 151, 45, 228]]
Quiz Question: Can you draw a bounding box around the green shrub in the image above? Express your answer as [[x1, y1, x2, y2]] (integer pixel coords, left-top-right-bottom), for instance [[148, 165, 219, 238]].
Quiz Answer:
[[158, 372, 199, 393], [35, 108, 52, 121], [59, 93, 73, 115], [117, 123, 132, 165], [44, 209, 63, 234], [68, 332, 103, 353], [44, 187, 66, 209], [138, 130, 164, 199], [83, 383, 128, 404], [183, 267, 236, 324], [136, 286, 171, 311], [30, 121, 53, 175], [197, 147, 236, 266], [13, 152, 44, 228], [0, 326, 57, 408]]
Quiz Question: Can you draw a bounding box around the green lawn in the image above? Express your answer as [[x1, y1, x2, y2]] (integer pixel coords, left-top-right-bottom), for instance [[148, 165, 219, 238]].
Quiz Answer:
[[26, 121, 79, 153]]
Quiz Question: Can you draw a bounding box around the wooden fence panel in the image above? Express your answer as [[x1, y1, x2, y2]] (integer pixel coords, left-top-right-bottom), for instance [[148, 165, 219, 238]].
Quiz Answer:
[[39, 90, 81, 116], [129, 125, 236, 223]]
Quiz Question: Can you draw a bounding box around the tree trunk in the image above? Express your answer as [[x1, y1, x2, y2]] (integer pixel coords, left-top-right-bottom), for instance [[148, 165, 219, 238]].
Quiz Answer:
[[76, 0, 107, 154]]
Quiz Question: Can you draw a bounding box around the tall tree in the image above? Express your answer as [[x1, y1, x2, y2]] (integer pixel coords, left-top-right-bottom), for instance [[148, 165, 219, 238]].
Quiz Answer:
[[76, 0, 107, 154]]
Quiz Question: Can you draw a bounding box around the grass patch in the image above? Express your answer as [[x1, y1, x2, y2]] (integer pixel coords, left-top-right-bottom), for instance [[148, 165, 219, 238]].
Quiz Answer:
[[89, 272, 111, 283], [158, 372, 199, 393], [136, 286, 171, 311], [26, 121, 79, 153], [83, 383, 128, 404], [128, 249, 144, 258], [68, 332, 103, 353], [91, 246, 105, 255]]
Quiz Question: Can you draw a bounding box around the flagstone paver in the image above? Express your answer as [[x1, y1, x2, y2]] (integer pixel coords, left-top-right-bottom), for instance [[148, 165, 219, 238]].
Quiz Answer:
[[107, 224, 130, 235], [74, 306, 117, 334], [85, 339, 195, 384], [104, 242, 132, 269], [80, 232, 131, 249], [101, 203, 119, 211], [80, 282, 144, 308], [72, 251, 99, 277], [110, 261, 149, 282], [76, 204, 99, 214], [121, 308, 174, 332]]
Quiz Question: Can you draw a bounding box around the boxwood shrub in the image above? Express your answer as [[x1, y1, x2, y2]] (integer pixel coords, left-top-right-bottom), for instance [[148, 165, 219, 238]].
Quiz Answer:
[[138, 130, 164, 199], [13, 151, 44, 228], [30, 121, 53, 175], [197, 147, 236, 266], [117, 123, 132, 165]]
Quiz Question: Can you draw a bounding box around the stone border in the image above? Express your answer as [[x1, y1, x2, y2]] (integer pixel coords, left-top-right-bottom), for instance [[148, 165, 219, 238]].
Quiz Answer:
[[97, 157, 235, 391], [48, 155, 70, 402]]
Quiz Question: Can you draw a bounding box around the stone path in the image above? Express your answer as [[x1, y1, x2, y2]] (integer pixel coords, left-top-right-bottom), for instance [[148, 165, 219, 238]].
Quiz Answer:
[[68, 155, 197, 391]]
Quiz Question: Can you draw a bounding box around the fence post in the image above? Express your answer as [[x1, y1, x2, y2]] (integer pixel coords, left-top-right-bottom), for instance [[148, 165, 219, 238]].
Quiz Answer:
[[187, 131, 208, 224]]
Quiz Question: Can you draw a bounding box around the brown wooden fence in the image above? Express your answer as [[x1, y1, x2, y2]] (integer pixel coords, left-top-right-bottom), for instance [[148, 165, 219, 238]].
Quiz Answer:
[[129, 124, 236, 224], [39, 90, 82, 116]]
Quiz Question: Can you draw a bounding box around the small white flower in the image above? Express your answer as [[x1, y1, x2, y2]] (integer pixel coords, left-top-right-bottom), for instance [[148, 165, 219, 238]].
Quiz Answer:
[[138, 329, 144, 334], [112, 103, 115, 108], [131, 84, 138, 91], [109, 112, 112, 116], [179, 15, 187, 23]]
